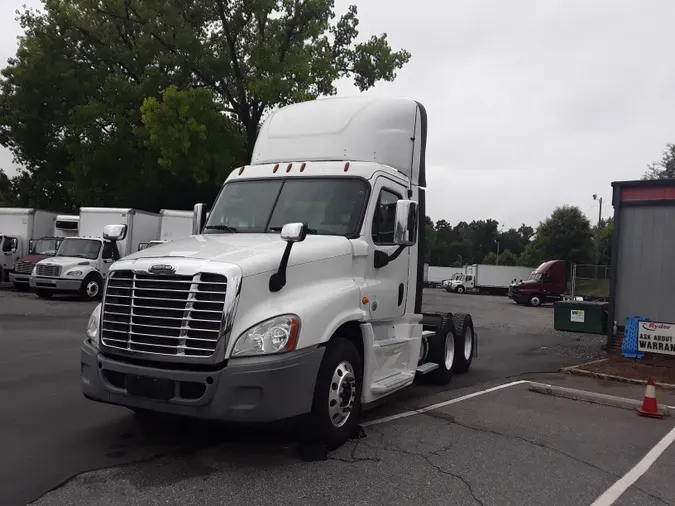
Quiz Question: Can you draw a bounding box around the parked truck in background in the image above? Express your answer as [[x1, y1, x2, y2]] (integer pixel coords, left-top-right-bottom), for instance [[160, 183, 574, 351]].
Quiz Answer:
[[9, 237, 64, 291], [138, 209, 194, 251], [31, 207, 160, 300], [0, 208, 57, 284], [509, 260, 568, 306], [54, 214, 80, 237], [447, 264, 534, 295], [80, 96, 478, 446]]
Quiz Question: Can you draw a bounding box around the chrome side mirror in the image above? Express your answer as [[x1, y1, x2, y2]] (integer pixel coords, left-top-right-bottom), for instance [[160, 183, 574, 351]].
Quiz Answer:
[[193, 203, 208, 235], [103, 224, 128, 241], [393, 200, 418, 246], [281, 222, 308, 243]]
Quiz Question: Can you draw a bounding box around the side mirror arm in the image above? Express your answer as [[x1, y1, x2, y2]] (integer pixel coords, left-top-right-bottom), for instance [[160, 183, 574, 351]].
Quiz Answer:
[[374, 245, 407, 269], [269, 242, 294, 292]]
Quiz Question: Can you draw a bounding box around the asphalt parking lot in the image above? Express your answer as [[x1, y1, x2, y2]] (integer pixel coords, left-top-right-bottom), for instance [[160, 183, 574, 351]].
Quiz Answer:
[[4, 285, 664, 505]]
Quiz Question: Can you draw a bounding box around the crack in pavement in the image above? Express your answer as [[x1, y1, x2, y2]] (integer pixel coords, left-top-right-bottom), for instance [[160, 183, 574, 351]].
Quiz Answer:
[[421, 411, 672, 506]]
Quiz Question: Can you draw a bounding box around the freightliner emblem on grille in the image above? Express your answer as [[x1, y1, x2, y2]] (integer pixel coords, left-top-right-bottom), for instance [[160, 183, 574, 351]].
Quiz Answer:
[[148, 264, 176, 275]]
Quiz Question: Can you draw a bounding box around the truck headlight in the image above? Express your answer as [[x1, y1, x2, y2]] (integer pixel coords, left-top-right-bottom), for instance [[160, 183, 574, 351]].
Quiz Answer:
[[67, 270, 83, 277], [87, 303, 102, 345], [231, 315, 300, 357]]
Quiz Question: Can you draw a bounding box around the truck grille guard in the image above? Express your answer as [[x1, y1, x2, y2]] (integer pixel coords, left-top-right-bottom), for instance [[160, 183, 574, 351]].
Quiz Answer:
[[99, 258, 242, 365]]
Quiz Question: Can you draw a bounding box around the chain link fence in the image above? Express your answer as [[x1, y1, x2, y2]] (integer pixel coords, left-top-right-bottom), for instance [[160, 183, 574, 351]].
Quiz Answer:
[[570, 264, 611, 299]]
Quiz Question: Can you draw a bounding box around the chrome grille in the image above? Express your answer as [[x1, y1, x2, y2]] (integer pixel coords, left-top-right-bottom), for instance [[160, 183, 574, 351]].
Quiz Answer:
[[101, 270, 228, 357], [15, 261, 35, 274], [36, 264, 62, 277]]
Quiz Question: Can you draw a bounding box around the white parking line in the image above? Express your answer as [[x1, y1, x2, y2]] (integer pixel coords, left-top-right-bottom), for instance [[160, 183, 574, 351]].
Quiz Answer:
[[589, 424, 675, 506], [363, 380, 528, 427]]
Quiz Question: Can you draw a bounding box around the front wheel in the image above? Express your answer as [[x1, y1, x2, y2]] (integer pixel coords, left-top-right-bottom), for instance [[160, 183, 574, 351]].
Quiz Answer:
[[307, 337, 363, 449], [80, 274, 102, 301], [13, 282, 29, 292], [36, 289, 53, 299], [528, 295, 542, 307]]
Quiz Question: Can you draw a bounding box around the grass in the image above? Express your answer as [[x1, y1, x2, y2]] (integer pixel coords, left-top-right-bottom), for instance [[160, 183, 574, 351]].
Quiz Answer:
[[572, 279, 610, 297]]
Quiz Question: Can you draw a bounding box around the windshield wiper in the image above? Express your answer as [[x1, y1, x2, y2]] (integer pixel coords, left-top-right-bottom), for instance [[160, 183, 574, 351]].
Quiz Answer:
[[204, 225, 238, 232], [268, 226, 318, 234]]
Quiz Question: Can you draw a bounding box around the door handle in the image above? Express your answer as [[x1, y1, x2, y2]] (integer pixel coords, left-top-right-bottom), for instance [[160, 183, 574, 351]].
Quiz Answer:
[[398, 283, 404, 306]]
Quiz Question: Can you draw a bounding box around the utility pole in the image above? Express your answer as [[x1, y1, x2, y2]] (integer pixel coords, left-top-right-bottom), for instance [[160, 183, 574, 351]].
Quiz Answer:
[[593, 194, 603, 277]]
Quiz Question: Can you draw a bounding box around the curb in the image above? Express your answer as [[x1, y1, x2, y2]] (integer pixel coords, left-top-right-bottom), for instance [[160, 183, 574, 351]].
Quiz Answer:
[[528, 382, 671, 416], [562, 363, 675, 391]]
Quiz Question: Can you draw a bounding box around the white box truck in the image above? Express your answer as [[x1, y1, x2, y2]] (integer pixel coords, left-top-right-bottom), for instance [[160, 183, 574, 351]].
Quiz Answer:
[[31, 208, 160, 300], [447, 264, 535, 295], [138, 209, 194, 251], [80, 96, 478, 447], [1, 208, 57, 283], [54, 214, 80, 237]]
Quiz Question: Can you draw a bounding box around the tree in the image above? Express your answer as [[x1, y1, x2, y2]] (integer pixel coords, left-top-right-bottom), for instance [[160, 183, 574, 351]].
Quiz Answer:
[[1, 1, 410, 210], [597, 219, 613, 265], [0, 169, 10, 205], [530, 205, 594, 264], [483, 249, 517, 266], [643, 143, 675, 180]]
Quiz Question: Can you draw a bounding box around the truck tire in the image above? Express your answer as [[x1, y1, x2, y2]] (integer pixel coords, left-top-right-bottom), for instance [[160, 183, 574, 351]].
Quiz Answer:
[[427, 313, 456, 385], [456, 285, 465, 294], [528, 295, 542, 307], [307, 337, 362, 450], [36, 289, 53, 299], [80, 274, 103, 301], [452, 313, 475, 374], [13, 282, 29, 292], [445, 286, 452, 293]]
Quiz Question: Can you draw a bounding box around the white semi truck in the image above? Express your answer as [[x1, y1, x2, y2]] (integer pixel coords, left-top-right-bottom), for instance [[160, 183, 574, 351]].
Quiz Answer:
[[31, 207, 160, 300], [447, 264, 535, 295], [0, 208, 57, 283], [81, 96, 477, 446]]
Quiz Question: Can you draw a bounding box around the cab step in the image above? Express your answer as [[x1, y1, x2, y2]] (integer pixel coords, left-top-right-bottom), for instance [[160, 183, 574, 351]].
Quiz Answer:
[[416, 362, 439, 375]]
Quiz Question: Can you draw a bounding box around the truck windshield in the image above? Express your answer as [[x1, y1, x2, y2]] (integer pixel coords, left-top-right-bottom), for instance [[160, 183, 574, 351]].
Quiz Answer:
[[204, 178, 369, 237], [32, 239, 61, 256], [57, 238, 102, 260]]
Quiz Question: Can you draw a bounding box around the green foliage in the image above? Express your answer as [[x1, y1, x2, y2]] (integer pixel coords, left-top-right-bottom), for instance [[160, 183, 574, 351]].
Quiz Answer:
[[523, 205, 594, 265], [643, 143, 675, 180], [0, 169, 10, 205], [0, 0, 410, 210], [596, 219, 613, 265], [483, 249, 517, 266], [140, 86, 246, 184]]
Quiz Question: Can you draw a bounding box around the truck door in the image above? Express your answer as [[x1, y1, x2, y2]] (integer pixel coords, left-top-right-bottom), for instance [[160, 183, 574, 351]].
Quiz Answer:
[[364, 176, 413, 384], [1, 237, 19, 272]]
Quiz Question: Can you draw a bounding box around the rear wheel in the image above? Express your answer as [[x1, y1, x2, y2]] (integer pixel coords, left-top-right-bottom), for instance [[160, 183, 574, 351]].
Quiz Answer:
[[427, 313, 456, 385], [452, 313, 475, 373], [307, 337, 362, 449], [36, 289, 53, 299]]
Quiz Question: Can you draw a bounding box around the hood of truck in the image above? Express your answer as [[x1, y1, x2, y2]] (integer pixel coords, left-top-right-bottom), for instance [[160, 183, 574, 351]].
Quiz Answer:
[[514, 280, 540, 290], [121, 233, 353, 276], [17, 253, 52, 264], [38, 257, 96, 269]]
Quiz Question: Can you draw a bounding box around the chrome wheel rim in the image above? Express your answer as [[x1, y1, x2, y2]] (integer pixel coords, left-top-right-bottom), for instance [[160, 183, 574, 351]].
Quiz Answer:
[[444, 332, 455, 370], [328, 361, 356, 428], [86, 281, 99, 298], [531, 296, 540, 306]]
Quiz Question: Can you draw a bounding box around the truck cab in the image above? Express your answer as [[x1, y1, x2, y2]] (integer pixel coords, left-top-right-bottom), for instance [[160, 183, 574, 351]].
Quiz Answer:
[[80, 96, 477, 446], [510, 259, 567, 306], [9, 237, 63, 290], [31, 235, 121, 301]]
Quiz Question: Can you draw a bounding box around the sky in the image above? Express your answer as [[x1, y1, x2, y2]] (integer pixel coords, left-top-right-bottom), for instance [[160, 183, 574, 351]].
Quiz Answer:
[[2, 0, 675, 230]]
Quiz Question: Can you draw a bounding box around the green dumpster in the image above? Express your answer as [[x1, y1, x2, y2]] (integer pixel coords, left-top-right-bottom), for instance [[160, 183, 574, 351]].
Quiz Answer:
[[553, 300, 608, 334]]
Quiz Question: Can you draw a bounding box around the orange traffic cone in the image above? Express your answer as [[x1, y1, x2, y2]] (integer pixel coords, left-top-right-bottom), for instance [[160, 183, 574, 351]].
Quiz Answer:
[[637, 377, 664, 419]]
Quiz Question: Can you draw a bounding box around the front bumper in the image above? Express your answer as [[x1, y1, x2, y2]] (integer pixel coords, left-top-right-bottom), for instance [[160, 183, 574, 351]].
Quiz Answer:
[[9, 272, 30, 285], [30, 276, 82, 292], [81, 340, 325, 422]]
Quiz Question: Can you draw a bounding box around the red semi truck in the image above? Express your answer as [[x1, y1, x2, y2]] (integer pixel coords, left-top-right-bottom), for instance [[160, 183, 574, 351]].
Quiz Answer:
[[508, 260, 568, 307]]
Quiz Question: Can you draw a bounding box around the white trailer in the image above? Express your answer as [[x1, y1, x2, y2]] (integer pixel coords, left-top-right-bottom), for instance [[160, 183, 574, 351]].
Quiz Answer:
[[159, 209, 193, 241], [81, 96, 478, 447], [428, 266, 466, 287], [54, 214, 80, 237], [0, 208, 57, 282], [31, 208, 160, 300], [448, 264, 535, 295]]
